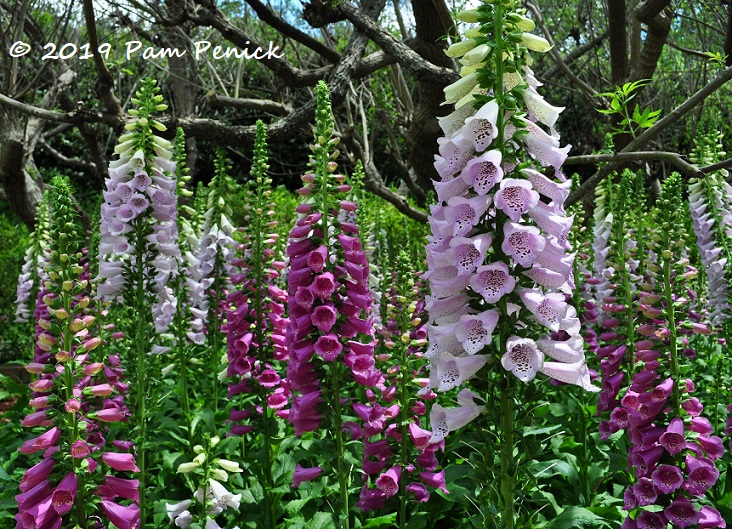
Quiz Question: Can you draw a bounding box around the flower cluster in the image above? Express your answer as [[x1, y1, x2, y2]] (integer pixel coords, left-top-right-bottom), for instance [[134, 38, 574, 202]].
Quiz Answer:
[[15, 193, 51, 323], [688, 131, 732, 328], [610, 176, 725, 528], [96, 79, 180, 334], [425, 1, 597, 441], [286, 81, 381, 440], [169, 435, 243, 529], [17, 177, 138, 529], [227, 120, 290, 436], [187, 149, 239, 346], [354, 253, 446, 513]]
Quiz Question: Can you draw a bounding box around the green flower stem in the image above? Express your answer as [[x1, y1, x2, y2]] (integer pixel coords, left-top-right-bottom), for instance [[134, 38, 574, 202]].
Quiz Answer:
[[173, 300, 192, 445], [492, 3, 516, 527], [329, 360, 350, 529], [499, 375, 515, 529], [661, 255, 681, 418], [210, 256, 223, 417], [134, 218, 149, 528], [397, 321, 410, 529]]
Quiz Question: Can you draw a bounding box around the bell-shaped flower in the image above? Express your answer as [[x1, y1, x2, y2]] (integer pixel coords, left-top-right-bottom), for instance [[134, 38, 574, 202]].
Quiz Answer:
[[292, 464, 323, 487], [459, 149, 503, 195], [50, 472, 77, 515], [101, 500, 140, 529], [434, 135, 473, 178], [524, 90, 564, 128], [540, 359, 599, 391], [697, 506, 725, 528], [502, 337, 544, 382], [659, 417, 686, 455], [522, 167, 570, 203], [375, 466, 402, 498], [502, 223, 545, 267], [521, 33, 551, 52], [444, 72, 479, 104], [520, 119, 571, 170], [528, 201, 574, 240], [454, 311, 499, 355], [438, 103, 477, 137], [519, 289, 568, 331], [662, 496, 699, 529], [651, 464, 683, 494], [495, 179, 540, 221], [426, 293, 471, 324], [448, 234, 493, 275], [428, 397, 483, 443], [536, 335, 583, 363], [469, 262, 516, 303], [444, 195, 492, 237], [684, 455, 720, 495], [446, 38, 478, 58], [462, 100, 499, 152], [433, 352, 489, 391]]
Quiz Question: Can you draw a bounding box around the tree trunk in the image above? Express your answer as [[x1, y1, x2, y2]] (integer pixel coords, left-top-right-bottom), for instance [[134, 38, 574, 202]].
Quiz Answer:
[[407, 0, 456, 205], [0, 108, 43, 228]]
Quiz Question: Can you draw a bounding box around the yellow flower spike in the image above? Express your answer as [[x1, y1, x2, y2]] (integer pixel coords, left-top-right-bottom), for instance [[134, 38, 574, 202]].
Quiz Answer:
[[456, 9, 480, 23], [521, 32, 552, 52], [215, 459, 243, 473], [446, 39, 478, 58], [176, 462, 199, 474], [516, 15, 535, 31]]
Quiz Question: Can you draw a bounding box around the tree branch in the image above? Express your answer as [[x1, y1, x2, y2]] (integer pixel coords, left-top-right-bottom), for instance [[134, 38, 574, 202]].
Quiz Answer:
[[242, 0, 340, 62], [526, 2, 598, 98], [338, 1, 459, 85], [82, 0, 124, 123], [38, 138, 98, 173], [541, 32, 607, 80], [207, 92, 292, 115], [567, 65, 732, 206], [565, 151, 703, 178], [0, 92, 123, 127], [342, 132, 428, 223]]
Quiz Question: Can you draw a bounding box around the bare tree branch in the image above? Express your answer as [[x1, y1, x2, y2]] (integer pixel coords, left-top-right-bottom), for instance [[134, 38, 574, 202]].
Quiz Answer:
[[526, 2, 598, 98], [207, 92, 292, 115], [0, 92, 123, 127], [82, 0, 124, 123], [342, 132, 428, 223], [38, 138, 98, 173], [567, 65, 732, 206], [243, 0, 340, 62], [541, 32, 607, 80], [338, 1, 459, 85], [565, 151, 703, 178]]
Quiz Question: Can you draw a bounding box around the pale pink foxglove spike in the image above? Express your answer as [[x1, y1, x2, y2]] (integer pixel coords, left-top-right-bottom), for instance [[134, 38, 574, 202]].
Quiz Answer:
[[428, 401, 483, 443], [501, 223, 546, 267], [540, 360, 599, 392], [501, 337, 544, 383], [459, 149, 504, 196], [433, 352, 489, 392], [462, 100, 500, 152], [454, 311, 499, 355], [469, 262, 516, 303]]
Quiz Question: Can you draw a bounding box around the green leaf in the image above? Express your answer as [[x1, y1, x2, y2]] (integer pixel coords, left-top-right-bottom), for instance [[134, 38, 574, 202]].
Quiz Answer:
[[360, 513, 397, 528], [303, 512, 335, 529], [545, 506, 611, 529], [284, 498, 310, 516], [0, 465, 13, 481]]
